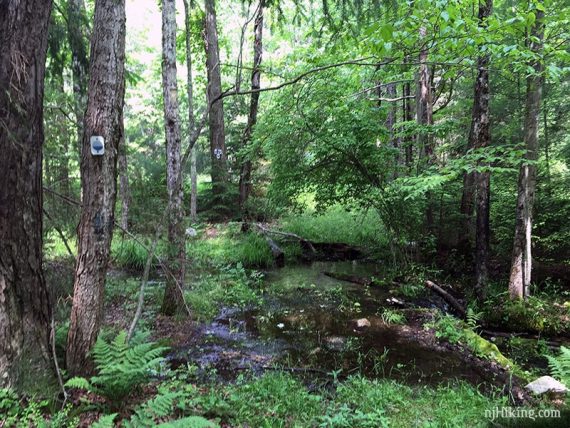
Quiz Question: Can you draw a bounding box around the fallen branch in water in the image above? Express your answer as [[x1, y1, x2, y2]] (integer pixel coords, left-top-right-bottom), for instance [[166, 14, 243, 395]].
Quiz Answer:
[[424, 280, 466, 318]]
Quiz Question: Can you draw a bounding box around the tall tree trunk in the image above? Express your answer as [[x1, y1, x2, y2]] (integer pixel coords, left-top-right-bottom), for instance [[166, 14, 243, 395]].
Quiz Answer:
[[0, 0, 53, 390], [472, 0, 493, 300], [66, 0, 126, 374], [417, 26, 434, 231], [67, 0, 89, 154], [160, 0, 186, 315], [183, 0, 198, 222], [239, 0, 265, 211], [118, 136, 129, 231], [508, 6, 544, 300], [204, 0, 228, 196]]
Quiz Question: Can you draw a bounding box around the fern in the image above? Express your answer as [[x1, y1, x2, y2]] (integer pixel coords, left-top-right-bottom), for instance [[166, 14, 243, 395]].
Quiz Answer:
[[65, 331, 168, 407], [547, 346, 570, 386], [156, 416, 217, 428], [91, 414, 117, 428], [466, 307, 483, 330], [124, 391, 218, 428], [124, 391, 181, 428]]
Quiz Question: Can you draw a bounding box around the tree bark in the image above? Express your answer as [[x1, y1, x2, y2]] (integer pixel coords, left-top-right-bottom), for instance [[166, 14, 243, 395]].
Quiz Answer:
[[66, 0, 126, 375], [0, 0, 53, 390], [509, 6, 544, 300], [118, 136, 129, 232], [160, 0, 186, 316], [183, 0, 198, 222], [66, 0, 89, 154], [204, 0, 228, 195], [472, 0, 493, 301], [239, 0, 265, 211]]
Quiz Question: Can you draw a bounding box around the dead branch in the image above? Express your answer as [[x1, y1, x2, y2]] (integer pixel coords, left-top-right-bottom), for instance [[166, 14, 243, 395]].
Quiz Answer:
[[424, 280, 466, 318]]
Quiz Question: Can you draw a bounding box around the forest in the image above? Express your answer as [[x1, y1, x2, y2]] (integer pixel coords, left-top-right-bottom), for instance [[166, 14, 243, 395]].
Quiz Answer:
[[1, 0, 570, 426]]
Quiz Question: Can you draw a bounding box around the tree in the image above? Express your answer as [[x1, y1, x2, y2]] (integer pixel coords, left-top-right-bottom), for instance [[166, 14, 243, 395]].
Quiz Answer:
[[204, 0, 228, 196], [239, 0, 265, 211], [471, 0, 493, 300], [160, 0, 186, 315], [67, 0, 126, 374], [0, 0, 53, 389], [508, 3, 545, 300], [183, 0, 198, 222], [118, 135, 130, 231], [66, 0, 90, 152]]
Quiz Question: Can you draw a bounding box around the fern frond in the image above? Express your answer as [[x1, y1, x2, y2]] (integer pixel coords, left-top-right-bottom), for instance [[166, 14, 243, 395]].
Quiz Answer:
[[64, 377, 92, 391], [156, 416, 218, 428], [91, 413, 117, 428]]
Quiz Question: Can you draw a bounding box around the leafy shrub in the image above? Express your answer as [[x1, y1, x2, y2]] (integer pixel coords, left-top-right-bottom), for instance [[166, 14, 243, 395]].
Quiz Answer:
[[0, 388, 78, 428], [65, 331, 167, 407]]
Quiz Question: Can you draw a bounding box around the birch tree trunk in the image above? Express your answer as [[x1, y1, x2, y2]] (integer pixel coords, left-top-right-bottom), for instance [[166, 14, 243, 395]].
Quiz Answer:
[[205, 0, 228, 196], [0, 0, 53, 389], [239, 0, 265, 211], [509, 6, 544, 300], [183, 0, 198, 222], [66, 0, 126, 374], [160, 0, 186, 315], [472, 0, 493, 300]]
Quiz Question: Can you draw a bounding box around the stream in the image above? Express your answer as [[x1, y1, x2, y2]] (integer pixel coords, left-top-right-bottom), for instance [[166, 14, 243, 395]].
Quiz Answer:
[[166, 261, 495, 387]]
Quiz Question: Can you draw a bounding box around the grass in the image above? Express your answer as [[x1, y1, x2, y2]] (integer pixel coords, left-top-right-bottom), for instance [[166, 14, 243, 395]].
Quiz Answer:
[[184, 264, 264, 321], [188, 224, 274, 269], [165, 371, 513, 428], [281, 205, 387, 249]]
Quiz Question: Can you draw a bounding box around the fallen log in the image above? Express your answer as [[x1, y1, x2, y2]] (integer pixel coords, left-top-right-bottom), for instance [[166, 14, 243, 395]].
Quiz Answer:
[[253, 223, 316, 253], [424, 280, 466, 318]]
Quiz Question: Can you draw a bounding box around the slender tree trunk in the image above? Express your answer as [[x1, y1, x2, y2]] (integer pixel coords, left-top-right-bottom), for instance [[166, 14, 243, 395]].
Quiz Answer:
[[204, 0, 228, 195], [66, 0, 126, 374], [118, 136, 129, 231], [385, 82, 401, 175], [403, 79, 413, 168], [183, 0, 198, 222], [67, 0, 89, 155], [471, 0, 493, 300], [239, 0, 265, 211], [509, 6, 544, 300], [160, 0, 186, 315], [0, 0, 53, 390], [417, 26, 434, 231]]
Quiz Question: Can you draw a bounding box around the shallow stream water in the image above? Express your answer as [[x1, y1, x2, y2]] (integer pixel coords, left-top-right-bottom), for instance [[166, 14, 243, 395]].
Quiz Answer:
[[167, 261, 493, 387]]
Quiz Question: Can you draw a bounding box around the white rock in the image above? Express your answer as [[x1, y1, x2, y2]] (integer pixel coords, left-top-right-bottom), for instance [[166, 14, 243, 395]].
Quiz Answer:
[[525, 376, 568, 395], [185, 227, 197, 237], [276, 323, 285, 329], [354, 318, 371, 328]]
